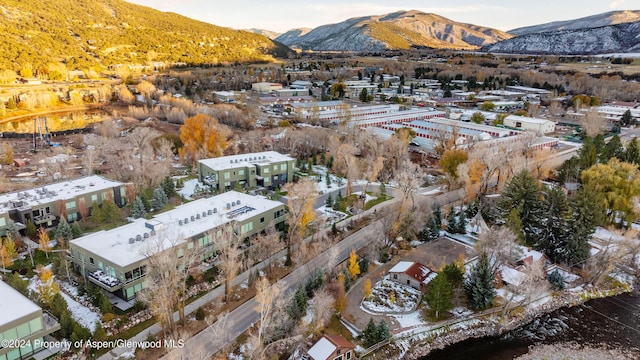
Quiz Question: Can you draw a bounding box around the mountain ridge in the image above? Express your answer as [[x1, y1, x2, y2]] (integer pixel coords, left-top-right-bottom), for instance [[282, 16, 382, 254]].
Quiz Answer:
[[275, 10, 512, 52], [509, 10, 640, 36]]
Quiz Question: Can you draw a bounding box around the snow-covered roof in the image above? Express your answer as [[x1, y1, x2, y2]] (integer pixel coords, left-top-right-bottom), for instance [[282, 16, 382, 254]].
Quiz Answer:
[[0, 175, 124, 212], [389, 261, 414, 273], [307, 337, 336, 360], [505, 114, 554, 125], [500, 265, 526, 286], [516, 246, 546, 263], [0, 280, 41, 325], [198, 151, 294, 171], [70, 191, 283, 268]]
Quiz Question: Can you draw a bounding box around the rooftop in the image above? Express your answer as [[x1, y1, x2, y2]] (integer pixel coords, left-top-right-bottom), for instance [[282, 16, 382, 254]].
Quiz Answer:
[[198, 151, 294, 171], [0, 280, 41, 325], [505, 114, 554, 125], [0, 175, 124, 213], [70, 191, 283, 268]]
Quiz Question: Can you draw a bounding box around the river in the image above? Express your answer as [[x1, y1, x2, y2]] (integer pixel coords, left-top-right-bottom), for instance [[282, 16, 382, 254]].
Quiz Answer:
[[421, 294, 640, 360], [0, 109, 108, 135]]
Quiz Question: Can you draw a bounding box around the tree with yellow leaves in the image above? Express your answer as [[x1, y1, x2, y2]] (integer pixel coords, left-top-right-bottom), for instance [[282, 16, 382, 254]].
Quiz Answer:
[[283, 177, 318, 261], [334, 273, 347, 313], [364, 279, 372, 298], [38, 227, 51, 258], [0, 243, 13, 270], [347, 249, 360, 281], [35, 265, 60, 305], [178, 114, 232, 166]]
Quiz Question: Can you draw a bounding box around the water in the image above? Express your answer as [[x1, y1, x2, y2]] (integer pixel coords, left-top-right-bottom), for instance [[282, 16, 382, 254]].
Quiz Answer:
[[0, 110, 108, 135], [421, 294, 640, 360]]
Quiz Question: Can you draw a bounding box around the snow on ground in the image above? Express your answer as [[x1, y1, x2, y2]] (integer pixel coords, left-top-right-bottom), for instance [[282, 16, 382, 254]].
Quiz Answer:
[[176, 177, 202, 200], [310, 165, 343, 194], [420, 186, 445, 195], [593, 227, 626, 242], [450, 307, 474, 318], [352, 191, 377, 203], [316, 205, 347, 223], [496, 288, 526, 303], [361, 278, 422, 314], [59, 292, 101, 333], [393, 311, 425, 328], [526, 294, 554, 311]]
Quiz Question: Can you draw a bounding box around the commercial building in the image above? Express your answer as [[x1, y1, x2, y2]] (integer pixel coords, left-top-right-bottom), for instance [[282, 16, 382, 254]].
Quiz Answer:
[[252, 82, 283, 93], [0, 281, 60, 360], [504, 115, 556, 134], [68, 191, 286, 301], [198, 151, 296, 193], [0, 176, 127, 236]]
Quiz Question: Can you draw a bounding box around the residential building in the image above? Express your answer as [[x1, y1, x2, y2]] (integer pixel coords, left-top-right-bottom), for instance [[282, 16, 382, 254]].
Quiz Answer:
[[504, 86, 552, 100], [0, 176, 127, 236], [0, 281, 60, 360], [388, 261, 436, 289], [198, 151, 296, 192], [252, 82, 283, 93], [306, 334, 355, 360], [68, 191, 286, 301], [504, 115, 556, 134]]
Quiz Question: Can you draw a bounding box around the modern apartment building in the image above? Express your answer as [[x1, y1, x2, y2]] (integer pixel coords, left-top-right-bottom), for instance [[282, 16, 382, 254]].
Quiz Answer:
[[0, 281, 60, 360], [0, 175, 127, 236], [68, 191, 286, 301], [198, 151, 296, 193]]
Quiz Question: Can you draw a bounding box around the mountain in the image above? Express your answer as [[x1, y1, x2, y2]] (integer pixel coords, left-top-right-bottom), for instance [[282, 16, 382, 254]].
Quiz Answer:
[[484, 21, 640, 55], [274, 10, 512, 52], [245, 28, 281, 40], [510, 10, 640, 36], [0, 0, 290, 71]]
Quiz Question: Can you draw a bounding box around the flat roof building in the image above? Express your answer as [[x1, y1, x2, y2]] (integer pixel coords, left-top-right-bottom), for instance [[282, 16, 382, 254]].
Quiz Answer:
[[0, 281, 60, 360], [198, 151, 296, 193], [69, 191, 286, 301], [0, 176, 127, 236], [504, 115, 556, 134]]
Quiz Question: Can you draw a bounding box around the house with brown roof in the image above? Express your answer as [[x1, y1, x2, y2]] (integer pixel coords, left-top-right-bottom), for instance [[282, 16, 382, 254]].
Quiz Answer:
[[306, 334, 355, 360], [388, 261, 437, 290]]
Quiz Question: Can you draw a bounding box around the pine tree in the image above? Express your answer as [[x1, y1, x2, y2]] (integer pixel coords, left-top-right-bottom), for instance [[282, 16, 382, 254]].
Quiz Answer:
[[132, 196, 147, 219], [432, 203, 442, 228], [442, 262, 464, 288], [25, 219, 37, 239], [289, 284, 308, 320], [376, 320, 391, 342], [429, 217, 440, 240], [70, 222, 82, 239], [425, 272, 453, 319], [498, 170, 543, 247], [535, 186, 570, 263], [152, 187, 168, 210], [55, 218, 73, 243], [456, 210, 467, 234], [464, 252, 496, 310], [361, 318, 378, 347], [447, 207, 458, 233], [602, 135, 624, 162], [563, 185, 602, 266], [325, 193, 332, 208], [621, 109, 633, 126], [161, 176, 176, 197], [90, 201, 102, 221], [547, 269, 565, 291]]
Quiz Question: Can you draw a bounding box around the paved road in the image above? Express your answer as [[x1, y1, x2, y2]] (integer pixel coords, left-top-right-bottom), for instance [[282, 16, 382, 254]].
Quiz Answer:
[[163, 189, 464, 360]]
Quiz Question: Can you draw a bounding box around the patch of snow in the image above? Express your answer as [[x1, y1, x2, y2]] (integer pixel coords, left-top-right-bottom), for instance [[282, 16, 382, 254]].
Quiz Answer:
[[176, 178, 203, 200], [450, 307, 474, 317], [361, 279, 422, 313], [59, 292, 101, 333], [393, 311, 425, 328]]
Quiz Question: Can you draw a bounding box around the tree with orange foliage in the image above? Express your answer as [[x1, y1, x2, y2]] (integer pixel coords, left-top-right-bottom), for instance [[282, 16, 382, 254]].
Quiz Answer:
[[178, 114, 232, 165], [38, 227, 51, 258], [364, 278, 372, 298], [35, 265, 60, 305], [334, 273, 347, 314]]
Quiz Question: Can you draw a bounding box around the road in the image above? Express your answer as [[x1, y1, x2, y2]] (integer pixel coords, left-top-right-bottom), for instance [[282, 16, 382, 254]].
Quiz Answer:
[[162, 189, 465, 360]]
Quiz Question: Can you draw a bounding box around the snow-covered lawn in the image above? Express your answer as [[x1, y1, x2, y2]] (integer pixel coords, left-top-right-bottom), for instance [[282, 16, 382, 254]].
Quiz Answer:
[[361, 279, 422, 314], [393, 311, 425, 328], [176, 177, 203, 200], [60, 292, 101, 333], [316, 205, 348, 223]]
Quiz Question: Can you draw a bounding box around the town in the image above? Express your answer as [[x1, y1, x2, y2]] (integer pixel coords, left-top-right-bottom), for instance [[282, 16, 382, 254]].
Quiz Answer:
[[1, 2, 640, 360]]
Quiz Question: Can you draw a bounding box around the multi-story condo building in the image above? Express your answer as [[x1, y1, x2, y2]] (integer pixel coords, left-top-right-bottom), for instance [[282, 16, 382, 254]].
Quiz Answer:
[[198, 151, 296, 193], [0, 281, 60, 360], [68, 191, 285, 301], [0, 176, 127, 236]]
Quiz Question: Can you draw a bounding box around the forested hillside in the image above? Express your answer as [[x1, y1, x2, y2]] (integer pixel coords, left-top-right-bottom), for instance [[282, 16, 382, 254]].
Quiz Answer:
[[0, 0, 290, 74]]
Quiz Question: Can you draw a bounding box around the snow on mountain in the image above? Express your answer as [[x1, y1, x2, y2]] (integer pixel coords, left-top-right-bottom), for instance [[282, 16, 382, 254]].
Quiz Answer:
[[510, 10, 640, 36], [484, 21, 640, 55]]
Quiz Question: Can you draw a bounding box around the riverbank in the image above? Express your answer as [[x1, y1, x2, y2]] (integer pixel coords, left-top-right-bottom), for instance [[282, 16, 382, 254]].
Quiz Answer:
[[393, 285, 635, 360]]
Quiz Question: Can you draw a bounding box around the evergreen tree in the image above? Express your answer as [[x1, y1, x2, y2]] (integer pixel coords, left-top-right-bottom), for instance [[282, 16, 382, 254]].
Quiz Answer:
[[325, 194, 332, 208], [603, 135, 624, 162], [621, 109, 633, 126], [547, 269, 565, 291], [152, 187, 168, 210], [25, 219, 37, 239], [55, 218, 73, 243], [464, 252, 496, 310], [579, 136, 598, 170], [498, 170, 543, 247], [376, 320, 391, 342], [132, 196, 147, 219], [623, 138, 640, 165], [432, 203, 442, 228], [456, 210, 467, 234], [447, 207, 458, 233], [425, 272, 453, 319], [429, 217, 440, 240], [361, 318, 378, 347], [442, 262, 464, 288], [71, 222, 82, 239], [90, 201, 101, 220], [161, 176, 176, 197], [289, 284, 308, 320], [100, 201, 121, 224], [563, 185, 603, 266], [535, 186, 570, 263]]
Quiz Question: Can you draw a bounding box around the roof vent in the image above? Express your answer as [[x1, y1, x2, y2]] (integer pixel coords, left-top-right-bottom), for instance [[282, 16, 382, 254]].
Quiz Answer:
[[191, 215, 195, 222], [150, 230, 156, 236], [184, 217, 189, 224], [202, 211, 207, 217], [230, 160, 233, 164], [144, 233, 149, 239], [129, 238, 135, 244], [213, 208, 217, 213], [136, 235, 142, 242], [232, 201, 236, 207], [196, 213, 201, 220], [237, 199, 241, 205], [207, 209, 213, 215], [179, 220, 183, 226], [226, 203, 231, 209]]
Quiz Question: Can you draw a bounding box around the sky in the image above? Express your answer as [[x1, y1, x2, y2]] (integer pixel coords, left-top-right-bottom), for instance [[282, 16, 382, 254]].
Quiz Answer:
[[127, 0, 636, 33]]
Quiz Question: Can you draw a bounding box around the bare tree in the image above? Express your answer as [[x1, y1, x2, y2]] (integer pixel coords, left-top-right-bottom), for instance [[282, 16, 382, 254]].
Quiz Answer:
[[581, 108, 606, 137], [390, 160, 422, 240], [309, 289, 334, 334], [517, 259, 550, 302], [209, 224, 242, 302], [251, 225, 282, 276], [283, 178, 318, 260], [254, 276, 283, 355], [477, 227, 523, 267]]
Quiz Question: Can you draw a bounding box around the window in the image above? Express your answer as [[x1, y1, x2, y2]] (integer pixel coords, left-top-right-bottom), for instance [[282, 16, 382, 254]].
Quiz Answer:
[[28, 318, 43, 334], [239, 169, 245, 176], [16, 323, 30, 338], [224, 172, 230, 179], [0, 217, 5, 227], [263, 167, 270, 174], [346, 351, 352, 359], [240, 222, 253, 234], [260, 217, 265, 223], [407, 280, 411, 285], [67, 213, 78, 222], [273, 175, 279, 181], [393, 274, 398, 279], [91, 194, 98, 203], [90, 257, 94, 265], [65, 201, 76, 210]]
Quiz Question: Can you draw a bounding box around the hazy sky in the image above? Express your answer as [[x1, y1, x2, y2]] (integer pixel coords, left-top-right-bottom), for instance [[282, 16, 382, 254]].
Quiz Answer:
[[127, 0, 635, 33]]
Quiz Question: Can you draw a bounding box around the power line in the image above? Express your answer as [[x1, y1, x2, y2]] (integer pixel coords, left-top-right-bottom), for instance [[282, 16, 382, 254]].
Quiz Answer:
[[581, 304, 640, 336]]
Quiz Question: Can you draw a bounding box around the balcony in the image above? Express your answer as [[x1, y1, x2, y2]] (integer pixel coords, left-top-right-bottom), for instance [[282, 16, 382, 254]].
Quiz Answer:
[[88, 270, 122, 291], [33, 213, 56, 225]]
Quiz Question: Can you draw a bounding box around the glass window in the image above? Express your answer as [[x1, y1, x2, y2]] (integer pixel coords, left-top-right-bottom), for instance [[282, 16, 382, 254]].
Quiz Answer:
[[0, 217, 5, 227], [65, 201, 76, 210], [91, 194, 98, 203], [2, 328, 17, 340], [29, 318, 43, 334], [224, 172, 230, 179], [239, 169, 245, 176], [177, 248, 184, 258], [187, 242, 194, 249], [17, 323, 30, 338], [263, 167, 270, 174], [260, 217, 265, 223], [282, 163, 287, 171], [126, 286, 134, 299], [6, 348, 20, 360], [67, 213, 78, 222], [90, 257, 94, 265]]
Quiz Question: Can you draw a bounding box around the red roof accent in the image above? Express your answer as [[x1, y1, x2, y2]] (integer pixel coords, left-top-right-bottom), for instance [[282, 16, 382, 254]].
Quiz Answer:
[[324, 334, 355, 350], [393, 261, 434, 283]]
